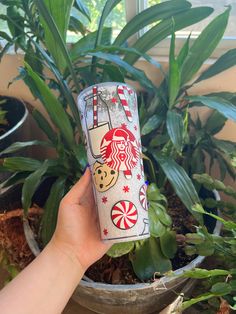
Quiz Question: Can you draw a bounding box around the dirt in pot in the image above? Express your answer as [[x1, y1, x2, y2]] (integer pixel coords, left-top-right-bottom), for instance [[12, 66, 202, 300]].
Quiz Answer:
[[0, 206, 42, 270], [86, 193, 198, 285]]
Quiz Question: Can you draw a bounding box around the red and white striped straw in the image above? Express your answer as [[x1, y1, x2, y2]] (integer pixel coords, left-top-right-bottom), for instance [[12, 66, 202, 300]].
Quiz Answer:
[[93, 86, 98, 128], [117, 85, 133, 122]]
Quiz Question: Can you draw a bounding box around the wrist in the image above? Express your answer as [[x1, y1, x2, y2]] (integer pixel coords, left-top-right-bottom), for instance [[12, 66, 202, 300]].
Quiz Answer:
[[46, 237, 86, 279]]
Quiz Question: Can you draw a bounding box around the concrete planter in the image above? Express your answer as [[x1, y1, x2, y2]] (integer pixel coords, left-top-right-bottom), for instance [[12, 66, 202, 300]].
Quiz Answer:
[[72, 191, 221, 314]]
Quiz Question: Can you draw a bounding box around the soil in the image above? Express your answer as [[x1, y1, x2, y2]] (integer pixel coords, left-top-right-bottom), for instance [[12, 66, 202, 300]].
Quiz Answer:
[[86, 193, 198, 285], [0, 206, 42, 270]]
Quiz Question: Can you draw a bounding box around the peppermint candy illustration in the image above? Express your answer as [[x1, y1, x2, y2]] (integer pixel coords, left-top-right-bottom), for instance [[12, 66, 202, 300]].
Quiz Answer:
[[111, 200, 138, 230], [139, 184, 148, 211]]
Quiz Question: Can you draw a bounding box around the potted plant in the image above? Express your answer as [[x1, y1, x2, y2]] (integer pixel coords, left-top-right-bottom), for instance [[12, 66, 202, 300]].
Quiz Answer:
[[0, 1, 235, 313], [176, 174, 236, 313]]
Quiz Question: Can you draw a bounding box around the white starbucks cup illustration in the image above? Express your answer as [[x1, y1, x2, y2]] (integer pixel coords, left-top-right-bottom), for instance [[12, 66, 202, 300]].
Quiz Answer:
[[77, 82, 150, 243]]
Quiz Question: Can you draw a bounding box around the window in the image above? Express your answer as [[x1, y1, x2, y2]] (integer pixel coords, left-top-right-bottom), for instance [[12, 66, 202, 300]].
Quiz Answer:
[[135, 0, 236, 58]]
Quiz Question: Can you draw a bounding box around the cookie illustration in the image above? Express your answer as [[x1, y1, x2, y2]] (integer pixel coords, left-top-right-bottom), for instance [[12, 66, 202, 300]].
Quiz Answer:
[[92, 161, 119, 192]]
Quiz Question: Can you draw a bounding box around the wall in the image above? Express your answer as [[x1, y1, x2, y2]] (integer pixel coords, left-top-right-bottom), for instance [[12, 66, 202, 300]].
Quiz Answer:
[[1, 54, 236, 183]]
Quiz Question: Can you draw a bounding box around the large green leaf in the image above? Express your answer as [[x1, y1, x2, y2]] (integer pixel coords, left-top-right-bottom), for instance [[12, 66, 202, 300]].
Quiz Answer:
[[41, 177, 66, 245], [25, 63, 75, 148], [88, 51, 155, 90], [205, 110, 227, 135], [95, 0, 122, 48], [168, 31, 180, 108], [22, 160, 49, 214], [32, 109, 58, 145], [124, 7, 213, 65], [195, 48, 236, 83], [34, 0, 80, 91], [130, 237, 172, 280], [113, 0, 191, 46], [74, 0, 91, 22], [141, 115, 164, 136], [166, 110, 184, 152], [3, 157, 42, 172], [36, 0, 73, 71], [0, 140, 51, 156], [160, 230, 177, 259], [107, 242, 134, 258], [188, 96, 236, 122], [70, 28, 112, 61], [0, 171, 30, 189], [181, 8, 230, 85], [153, 154, 203, 223]]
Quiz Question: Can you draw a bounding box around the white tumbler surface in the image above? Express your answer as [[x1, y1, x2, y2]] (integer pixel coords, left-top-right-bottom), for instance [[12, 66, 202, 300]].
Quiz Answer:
[[77, 82, 150, 243]]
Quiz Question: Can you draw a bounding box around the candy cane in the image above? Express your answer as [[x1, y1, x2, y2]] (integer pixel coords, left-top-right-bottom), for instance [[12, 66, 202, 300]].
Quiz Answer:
[[93, 86, 98, 128], [117, 85, 133, 122]]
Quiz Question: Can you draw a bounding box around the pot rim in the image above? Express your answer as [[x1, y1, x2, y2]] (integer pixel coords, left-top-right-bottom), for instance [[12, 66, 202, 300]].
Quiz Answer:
[[79, 190, 222, 290], [0, 98, 28, 141]]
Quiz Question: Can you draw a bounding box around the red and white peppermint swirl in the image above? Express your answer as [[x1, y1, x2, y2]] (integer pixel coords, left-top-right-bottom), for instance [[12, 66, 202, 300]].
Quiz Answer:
[[111, 200, 138, 230], [139, 184, 148, 211]]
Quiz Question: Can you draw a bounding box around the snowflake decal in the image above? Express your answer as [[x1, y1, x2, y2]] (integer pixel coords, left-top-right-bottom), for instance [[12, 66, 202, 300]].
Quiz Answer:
[[123, 186, 130, 193], [102, 196, 108, 203]]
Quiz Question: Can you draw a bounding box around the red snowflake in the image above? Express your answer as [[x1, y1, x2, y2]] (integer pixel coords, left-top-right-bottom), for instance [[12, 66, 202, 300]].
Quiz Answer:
[[134, 125, 138, 131], [137, 174, 141, 180], [121, 123, 127, 129], [123, 186, 130, 193], [102, 196, 108, 203], [111, 97, 118, 104], [103, 228, 108, 236]]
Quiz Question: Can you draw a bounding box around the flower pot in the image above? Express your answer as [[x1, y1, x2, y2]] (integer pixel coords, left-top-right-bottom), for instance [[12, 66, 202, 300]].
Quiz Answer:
[[21, 188, 220, 314], [72, 191, 221, 314], [0, 96, 29, 189]]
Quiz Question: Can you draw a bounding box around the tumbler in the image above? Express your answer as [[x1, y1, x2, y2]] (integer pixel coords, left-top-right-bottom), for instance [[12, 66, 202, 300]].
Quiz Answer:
[[77, 82, 150, 243]]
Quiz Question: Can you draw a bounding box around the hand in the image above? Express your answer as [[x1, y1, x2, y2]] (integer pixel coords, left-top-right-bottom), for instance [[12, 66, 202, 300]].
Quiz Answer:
[[51, 168, 111, 272]]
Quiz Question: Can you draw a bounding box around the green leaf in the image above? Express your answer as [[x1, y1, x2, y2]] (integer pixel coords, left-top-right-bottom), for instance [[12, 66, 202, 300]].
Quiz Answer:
[[32, 109, 58, 145], [211, 282, 232, 296], [107, 242, 134, 258], [177, 33, 191, 68], [196, 48, 236, 83], [70, 28, 112, 61], [22, 160, 49, 214], [181, 8, 230, 85], [34, 0, 80, 91], [73, 144, 87, 170], [182, 268, 230, 279], [74, 0, 91, 22], [182, 293, 214, 311], [0, 141, 51, 156], [88, 52, 155, 90], [188, 96, 236, 122], [113, 0, 191, 46], [36, 0, 73, 71], [205, 110, 227, 135], [212, 138, 236, 154], [41, 177, 66, 245], [166, 110, 184, 152], [3, 157, 42, 172], [153, 154, 203, 223], [25, 63, 74, 147], [0, 172, 30, 189], [130, 237, 172, 280], [95, 0, 122, 48], [168, 31, 180, 107], [141, 115, 164, 135], [160, 230, 177, 259], [149, 207, 167, 237], [124, 7, 213, 65]]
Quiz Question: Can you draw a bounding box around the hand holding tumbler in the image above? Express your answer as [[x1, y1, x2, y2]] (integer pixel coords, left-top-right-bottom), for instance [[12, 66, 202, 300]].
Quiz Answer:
[[77, 82, 150, 243]]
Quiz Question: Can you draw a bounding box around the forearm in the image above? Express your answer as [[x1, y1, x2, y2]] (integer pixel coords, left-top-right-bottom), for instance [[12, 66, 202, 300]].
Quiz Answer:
[[0, 241, 84, 314]]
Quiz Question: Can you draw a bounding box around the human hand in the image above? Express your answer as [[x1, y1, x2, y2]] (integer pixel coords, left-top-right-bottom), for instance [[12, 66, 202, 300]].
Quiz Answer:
[[51, 168, 111, 272]]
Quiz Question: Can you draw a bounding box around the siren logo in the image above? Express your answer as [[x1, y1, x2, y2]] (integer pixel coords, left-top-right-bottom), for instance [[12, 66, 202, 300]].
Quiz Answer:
[[100, 127, 139, 171]]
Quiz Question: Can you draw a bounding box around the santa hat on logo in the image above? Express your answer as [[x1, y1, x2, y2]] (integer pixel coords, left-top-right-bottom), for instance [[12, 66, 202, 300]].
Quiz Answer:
[[112, 128, 130, 142]]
